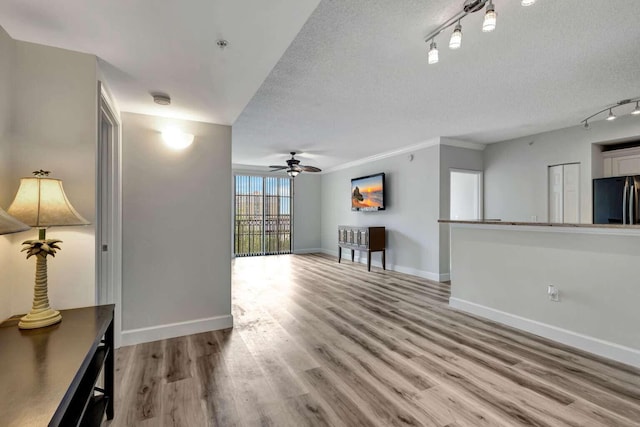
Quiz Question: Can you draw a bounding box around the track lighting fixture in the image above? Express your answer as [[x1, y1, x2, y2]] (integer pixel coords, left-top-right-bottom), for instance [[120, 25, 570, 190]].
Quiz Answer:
[[482, 0, 497, 32], [425, 0, 536, 65], [428, 40, 439, 64], [581, 97, 640, 129], [449, 21, 462, 50]]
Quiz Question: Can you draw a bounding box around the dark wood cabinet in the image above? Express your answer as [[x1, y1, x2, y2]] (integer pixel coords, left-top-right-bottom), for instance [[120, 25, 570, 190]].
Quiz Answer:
[[338, 226, 386, 271], [0, 305, 115, 427]]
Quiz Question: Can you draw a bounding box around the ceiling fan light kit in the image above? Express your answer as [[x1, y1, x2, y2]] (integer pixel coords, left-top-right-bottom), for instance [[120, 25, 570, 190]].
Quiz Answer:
[[269, 152, 322, 178], [425, 0, 537, 65], [581, 97, 640, 129]]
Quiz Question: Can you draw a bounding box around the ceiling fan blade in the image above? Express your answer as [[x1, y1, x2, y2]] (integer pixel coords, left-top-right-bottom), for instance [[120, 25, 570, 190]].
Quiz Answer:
[[268, 165, 288, 170], [299, 165, 322, 172]]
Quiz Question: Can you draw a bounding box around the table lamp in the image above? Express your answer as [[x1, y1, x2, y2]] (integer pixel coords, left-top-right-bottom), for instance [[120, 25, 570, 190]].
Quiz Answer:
[[7, 170, 89, 329], [0, 207, 30, 235]]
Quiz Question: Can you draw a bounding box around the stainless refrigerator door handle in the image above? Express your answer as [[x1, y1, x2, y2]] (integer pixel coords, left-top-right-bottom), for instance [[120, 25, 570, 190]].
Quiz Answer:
[[623, 180, 629, 224], [630, 185, 635, 225]]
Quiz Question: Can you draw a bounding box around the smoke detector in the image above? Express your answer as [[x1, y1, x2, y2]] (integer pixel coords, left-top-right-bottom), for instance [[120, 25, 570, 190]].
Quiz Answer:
[[152, 94, 171, 105]]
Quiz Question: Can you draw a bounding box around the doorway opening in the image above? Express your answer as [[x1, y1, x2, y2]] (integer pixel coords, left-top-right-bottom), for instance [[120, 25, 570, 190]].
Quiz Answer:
[[450, 169, 483, 220], [234, 175, 293, 256], [96, 83, 122, 347]]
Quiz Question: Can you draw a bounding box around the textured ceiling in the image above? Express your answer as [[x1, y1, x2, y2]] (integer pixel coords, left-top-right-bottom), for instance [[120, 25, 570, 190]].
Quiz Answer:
[[0, 0, 321, 125], [233, 0, 640, 170], [2, 1, 639, 171]]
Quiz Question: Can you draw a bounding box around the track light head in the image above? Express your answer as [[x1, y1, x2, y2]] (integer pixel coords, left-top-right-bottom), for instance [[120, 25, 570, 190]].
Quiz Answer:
[[606, 108, 617, 121], [428, 40, 439, 64], [632, 102, 640, 115], [521, 0, 536, 6], [583, 121, 590, 130], [483, 0, 497, 32], [449, 22, 462, 49]]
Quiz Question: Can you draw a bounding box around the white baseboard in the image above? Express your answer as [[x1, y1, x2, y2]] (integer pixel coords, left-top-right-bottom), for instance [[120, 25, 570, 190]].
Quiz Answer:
[[449, 297, 640, 369], [319, 248, 449, 283], [293, 248, 323, 254], [121, 314, 234, 347]]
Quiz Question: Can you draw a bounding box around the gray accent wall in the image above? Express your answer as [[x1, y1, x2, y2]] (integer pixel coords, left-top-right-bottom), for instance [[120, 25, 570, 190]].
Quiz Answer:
[[320, 145, 442, 279], [293, 173, 322, 252], [318, 142, 484, 280]]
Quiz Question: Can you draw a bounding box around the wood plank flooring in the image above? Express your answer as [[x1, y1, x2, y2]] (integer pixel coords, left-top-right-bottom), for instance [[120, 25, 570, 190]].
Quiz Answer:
[[106, 254, 640, 426]]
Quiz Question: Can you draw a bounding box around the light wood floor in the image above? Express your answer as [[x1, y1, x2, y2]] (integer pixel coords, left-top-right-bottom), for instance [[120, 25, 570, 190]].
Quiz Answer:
[[107, 254, 640, 426]]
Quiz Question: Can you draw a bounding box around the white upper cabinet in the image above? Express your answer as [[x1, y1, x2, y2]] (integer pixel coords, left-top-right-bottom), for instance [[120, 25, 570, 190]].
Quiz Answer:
[[603, 147, 640, 177]]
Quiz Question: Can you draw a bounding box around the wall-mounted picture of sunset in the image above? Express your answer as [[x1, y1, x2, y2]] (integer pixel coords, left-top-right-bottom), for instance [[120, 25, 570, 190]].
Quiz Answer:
[[351, 173, 385, 211]]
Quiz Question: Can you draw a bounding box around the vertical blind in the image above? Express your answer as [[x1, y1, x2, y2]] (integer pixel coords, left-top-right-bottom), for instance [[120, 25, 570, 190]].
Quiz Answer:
[[234, 175, 292, 256]]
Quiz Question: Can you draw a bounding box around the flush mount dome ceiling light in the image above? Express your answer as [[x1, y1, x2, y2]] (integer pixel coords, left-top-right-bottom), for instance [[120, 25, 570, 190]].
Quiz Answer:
[[581, 97, 640, 129], [153, 93, 171, 105], [424, 0, 537, 65]]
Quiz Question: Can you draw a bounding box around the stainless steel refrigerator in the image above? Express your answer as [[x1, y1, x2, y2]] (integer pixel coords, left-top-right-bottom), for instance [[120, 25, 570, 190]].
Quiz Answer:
[[593, 176, 640, 224]]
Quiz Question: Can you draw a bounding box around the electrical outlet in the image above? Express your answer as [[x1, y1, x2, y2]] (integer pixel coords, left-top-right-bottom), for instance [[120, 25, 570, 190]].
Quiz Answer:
[[547, 284, 560, 302]]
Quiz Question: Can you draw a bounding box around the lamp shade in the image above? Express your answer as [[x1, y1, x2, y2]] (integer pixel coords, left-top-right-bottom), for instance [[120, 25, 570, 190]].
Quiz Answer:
[[7, 176, 89, 227], [0, 208, 30, 235]]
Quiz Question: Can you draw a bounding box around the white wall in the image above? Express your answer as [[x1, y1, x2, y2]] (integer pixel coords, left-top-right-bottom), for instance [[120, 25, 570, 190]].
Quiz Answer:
[[0, 25, 13, 320], [320, 144, 442, 280], [121, 112, 232, 345], [0, 32, 98, 319], [484, 116, 640, 223], [450, 224, 640, 368]]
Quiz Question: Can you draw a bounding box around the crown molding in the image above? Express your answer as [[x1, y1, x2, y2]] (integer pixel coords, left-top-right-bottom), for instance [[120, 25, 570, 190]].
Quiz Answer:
[[233, 137, 485, 175], [323, 137, 441, 173], [440, 137, 487, 151]]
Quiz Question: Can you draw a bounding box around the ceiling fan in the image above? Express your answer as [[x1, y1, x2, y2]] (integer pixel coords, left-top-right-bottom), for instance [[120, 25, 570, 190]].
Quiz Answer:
[[269, 152, 321, 177]]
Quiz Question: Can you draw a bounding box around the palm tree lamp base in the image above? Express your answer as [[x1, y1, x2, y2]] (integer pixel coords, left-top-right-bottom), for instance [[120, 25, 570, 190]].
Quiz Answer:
[[18, 233, 64, 330], [19, 309, 62, 329]]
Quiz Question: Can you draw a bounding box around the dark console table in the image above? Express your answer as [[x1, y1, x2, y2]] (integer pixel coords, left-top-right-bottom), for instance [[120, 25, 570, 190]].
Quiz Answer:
[[338, 226, 386, 271], [0, 304, 115, 426]]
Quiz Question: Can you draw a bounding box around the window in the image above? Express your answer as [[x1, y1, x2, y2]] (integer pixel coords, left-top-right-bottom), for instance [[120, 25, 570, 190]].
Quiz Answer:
[[234, 175, 292, 256]]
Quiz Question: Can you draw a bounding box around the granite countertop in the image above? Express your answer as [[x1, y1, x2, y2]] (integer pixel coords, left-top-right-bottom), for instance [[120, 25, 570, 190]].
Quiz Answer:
[[438, 219, 640, 230]]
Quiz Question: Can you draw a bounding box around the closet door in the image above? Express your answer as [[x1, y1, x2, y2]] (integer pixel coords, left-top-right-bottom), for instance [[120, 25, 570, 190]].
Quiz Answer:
[[562, 163, 580, 223], [548, 165, 564, 223], [548, 163, 580, 223]]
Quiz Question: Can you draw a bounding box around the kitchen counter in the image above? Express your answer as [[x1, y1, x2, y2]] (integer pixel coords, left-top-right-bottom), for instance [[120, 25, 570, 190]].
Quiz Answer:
[[439, 219, 640, 235]]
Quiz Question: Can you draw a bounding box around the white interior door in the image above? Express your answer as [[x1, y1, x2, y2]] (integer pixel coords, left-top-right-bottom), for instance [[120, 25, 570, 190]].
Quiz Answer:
[[450, 170, 483, 220], [562, 163, 580, 223]]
